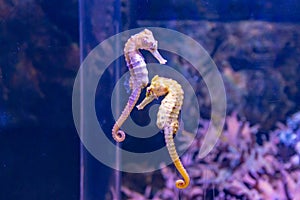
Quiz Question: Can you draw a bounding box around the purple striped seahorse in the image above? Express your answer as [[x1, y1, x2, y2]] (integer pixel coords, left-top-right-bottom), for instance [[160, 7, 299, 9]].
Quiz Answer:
[[137, 75, 190, 189], [112, 29, 167, 142]]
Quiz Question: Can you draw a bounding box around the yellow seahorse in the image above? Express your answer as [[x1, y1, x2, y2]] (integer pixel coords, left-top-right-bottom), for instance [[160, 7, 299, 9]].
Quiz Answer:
[[112, 29, 167, 142], [137, 75, 190, 189]]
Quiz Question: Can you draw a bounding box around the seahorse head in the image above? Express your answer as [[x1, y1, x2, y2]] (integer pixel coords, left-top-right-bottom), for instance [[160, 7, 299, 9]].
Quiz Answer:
[[148, 75, 168, 97], [139, 29, 167, 64], [137, 29, 156, 49], [136, 75, 169, 110]]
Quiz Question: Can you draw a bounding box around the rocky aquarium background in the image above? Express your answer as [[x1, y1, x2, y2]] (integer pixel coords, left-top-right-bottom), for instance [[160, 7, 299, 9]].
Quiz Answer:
[[1, 0, 300, 199], [0, 0, 79, 199], [119, 21, 300, 199]]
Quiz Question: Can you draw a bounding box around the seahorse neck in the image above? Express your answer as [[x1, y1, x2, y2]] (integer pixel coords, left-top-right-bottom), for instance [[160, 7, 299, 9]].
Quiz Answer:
[[124, 35, 145, 52], [124, 39, 144, 66], [164, 80, 176, 94]]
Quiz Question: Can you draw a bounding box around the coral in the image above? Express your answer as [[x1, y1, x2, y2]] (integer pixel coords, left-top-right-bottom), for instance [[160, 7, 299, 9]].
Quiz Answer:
[[276, 112, 300, 146], [119, 111, 300, 199]]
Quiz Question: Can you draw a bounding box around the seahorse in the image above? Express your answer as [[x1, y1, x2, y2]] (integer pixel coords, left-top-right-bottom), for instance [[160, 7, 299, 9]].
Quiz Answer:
[[112, 29, 167, 142], [136, 75, 190, 189]]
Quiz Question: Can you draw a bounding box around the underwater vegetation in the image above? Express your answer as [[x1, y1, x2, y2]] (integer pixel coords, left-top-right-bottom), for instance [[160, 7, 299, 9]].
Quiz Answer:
[[277, 112, 300, 147], [118, 111, 300, 199]]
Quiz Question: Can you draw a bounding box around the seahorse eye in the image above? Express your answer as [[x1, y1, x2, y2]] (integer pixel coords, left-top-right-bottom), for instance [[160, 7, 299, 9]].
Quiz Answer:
[[142, 38, 148, 46], [146, 88, 152, 97]]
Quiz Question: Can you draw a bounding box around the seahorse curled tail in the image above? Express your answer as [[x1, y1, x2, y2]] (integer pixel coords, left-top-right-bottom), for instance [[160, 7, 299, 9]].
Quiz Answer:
[[112, 88, 141, 142], [164, 125, 190, 189]]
